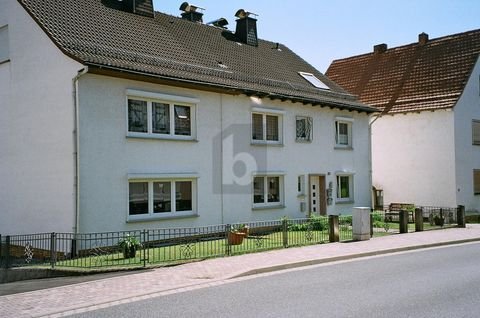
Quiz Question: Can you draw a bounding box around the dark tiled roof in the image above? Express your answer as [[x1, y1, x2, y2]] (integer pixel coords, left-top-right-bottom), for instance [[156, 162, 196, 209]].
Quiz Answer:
[[326, 29, 480, 114], [18, 0, 376, 113]]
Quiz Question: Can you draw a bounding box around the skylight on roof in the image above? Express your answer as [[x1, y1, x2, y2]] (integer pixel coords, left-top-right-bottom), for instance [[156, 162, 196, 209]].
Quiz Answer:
[[299, 72, 330, 90]]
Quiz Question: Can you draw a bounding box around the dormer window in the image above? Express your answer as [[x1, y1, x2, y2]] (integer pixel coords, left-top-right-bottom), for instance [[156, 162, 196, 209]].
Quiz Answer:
[[299, 72, 330, 90]]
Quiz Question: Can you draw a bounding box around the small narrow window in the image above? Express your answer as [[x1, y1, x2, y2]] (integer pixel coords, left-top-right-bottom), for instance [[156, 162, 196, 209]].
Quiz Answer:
[[0, 25, 9, 63], [335, 120, 353, 148], [474, 170, 480, 195], [152, 103, 170, 134], [128, 99, 148, 133], [473, 120, 480, 145], [336, 174, 354, 203], [297, 175, 305, 194]]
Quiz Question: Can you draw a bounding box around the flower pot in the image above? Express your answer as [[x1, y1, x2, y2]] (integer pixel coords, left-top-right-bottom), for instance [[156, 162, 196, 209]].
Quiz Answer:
[[228, 232, 245, 245], [239, 227, 249, 237], [123, 246, 137, 259]]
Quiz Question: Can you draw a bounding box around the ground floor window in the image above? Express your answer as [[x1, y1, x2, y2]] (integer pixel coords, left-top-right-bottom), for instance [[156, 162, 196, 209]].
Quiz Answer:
[[474, 170, 480, 195], [253, 175, 284, 208], [129, 179, 196, 219], [336, 174, 354, 203]]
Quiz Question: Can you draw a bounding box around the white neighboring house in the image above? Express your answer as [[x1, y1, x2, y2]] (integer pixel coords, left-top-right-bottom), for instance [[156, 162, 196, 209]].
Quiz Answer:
[[327, 30, 480, 212], [0, 0, 376, 235]]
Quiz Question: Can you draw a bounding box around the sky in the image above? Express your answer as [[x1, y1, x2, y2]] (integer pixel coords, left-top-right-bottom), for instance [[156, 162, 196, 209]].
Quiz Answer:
[[152, 0, 479, 72]]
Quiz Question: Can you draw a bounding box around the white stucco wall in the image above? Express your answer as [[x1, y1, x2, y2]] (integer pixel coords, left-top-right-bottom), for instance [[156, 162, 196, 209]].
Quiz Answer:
[[454, 56, 480, 212], [78, 74, 372, 232], [0, 1, 83, 235], [372, 110, 457, 207]]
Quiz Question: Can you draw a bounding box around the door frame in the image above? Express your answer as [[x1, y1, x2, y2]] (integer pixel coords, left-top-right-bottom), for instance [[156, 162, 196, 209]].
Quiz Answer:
[[308, 174, 327, 216]]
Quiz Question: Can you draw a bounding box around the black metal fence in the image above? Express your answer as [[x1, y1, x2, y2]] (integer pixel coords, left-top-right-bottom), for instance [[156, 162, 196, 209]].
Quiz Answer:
[[0, 217, 330, 269], [0, 207, 465, 270]]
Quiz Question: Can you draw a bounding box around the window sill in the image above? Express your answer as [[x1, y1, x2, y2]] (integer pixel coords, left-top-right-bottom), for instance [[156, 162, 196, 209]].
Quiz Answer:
[[334, 146, 353, 150], [295, 139, 312, 143], [252, 204, 286, 211], [126, 133, 198, 142], [251, 141, 284, 147], [335, 200, 355, 205], [127, 213, 199, 223]]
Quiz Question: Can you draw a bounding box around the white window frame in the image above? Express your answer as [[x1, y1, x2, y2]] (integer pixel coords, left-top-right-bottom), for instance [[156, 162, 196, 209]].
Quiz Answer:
[[252, 173, 285, 209], [336, 173, 354, 203], [127, 174, 198, 221], [251, 107, 284, 145], [472, 120, 480, 146], [126, 90, 198, 141], [335, 117, 353, 148], [296, 116, 313, 142]]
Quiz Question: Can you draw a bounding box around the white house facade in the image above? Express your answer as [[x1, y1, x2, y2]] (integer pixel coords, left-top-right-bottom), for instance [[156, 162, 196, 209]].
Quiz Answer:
[[327, 30, 480, 213], [0, 0, 376, 235]]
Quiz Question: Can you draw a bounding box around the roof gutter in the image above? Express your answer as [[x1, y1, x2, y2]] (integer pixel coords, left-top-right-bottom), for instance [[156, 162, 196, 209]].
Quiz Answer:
[[73, 66, 89, 235], [85, 63, 378, 114]]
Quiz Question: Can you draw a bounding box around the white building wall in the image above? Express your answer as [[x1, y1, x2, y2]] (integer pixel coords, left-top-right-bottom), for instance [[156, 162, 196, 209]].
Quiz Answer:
[[0, 1, 83, 235], [372, 110, 457, 207], [78, 74, 372, 232], [454, 56, 480, 212]]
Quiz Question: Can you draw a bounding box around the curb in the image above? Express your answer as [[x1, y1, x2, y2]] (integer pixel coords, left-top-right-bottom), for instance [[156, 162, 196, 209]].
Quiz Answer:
[[232, 237, 480, 278]]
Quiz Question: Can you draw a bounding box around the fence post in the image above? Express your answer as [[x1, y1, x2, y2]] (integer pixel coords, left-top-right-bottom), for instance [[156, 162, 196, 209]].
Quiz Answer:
[[50, 232, 57, 269], [370, 214, 374, 238], [399, 210, 409, 233], [457, 205, 466, 228], [415, 208, 424, 232], [142, 230, 147, 267], [225, 224, 231, 256], [329, 215, 339, 242], [282, 218, 288, 248], [5, 236, 10, 269]]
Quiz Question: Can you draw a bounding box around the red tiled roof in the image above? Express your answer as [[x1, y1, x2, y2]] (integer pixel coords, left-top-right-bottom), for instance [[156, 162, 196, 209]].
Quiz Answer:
[[326, 29, 480, 114], [17, 0, 377, 113]]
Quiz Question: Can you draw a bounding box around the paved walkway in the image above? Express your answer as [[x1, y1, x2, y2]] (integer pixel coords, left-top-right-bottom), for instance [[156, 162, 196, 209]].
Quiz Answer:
[[1, 225, 480, 318]]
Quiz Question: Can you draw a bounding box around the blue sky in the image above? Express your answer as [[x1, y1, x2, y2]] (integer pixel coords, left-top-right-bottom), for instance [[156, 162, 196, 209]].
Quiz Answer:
[[153, 1, 479, 72]]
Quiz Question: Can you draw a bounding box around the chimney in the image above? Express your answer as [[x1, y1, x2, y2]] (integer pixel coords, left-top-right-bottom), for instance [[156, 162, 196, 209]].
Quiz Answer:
[[418, 32, 429, 45], [180, 2, 204, 23], [235, 9, 258, 47], [373, 43, 387, 54], [108, 0, 154, 18]]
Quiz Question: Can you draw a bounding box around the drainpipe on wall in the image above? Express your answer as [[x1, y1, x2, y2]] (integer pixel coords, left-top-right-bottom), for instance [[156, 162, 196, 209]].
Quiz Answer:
[[72, 66, 89, 235], [368, 114, 381, 207]]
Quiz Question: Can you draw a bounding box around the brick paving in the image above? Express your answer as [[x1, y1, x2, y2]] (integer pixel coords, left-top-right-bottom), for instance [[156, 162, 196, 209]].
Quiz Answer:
[[1, 225, 480, 318]]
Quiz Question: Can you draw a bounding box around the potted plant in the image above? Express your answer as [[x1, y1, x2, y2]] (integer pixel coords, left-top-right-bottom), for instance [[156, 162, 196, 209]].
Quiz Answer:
[[228, 226, 246, 245], [237, 224, 250, 236], [118, 234, 141, 259]]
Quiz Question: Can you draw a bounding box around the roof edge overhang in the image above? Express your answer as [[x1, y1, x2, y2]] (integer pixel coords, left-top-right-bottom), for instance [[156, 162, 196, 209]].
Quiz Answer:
[[85, 63, 378, 114]]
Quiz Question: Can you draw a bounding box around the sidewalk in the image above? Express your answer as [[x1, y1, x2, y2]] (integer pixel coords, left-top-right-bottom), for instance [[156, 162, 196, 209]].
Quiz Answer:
[[1, 225, 480, 318]]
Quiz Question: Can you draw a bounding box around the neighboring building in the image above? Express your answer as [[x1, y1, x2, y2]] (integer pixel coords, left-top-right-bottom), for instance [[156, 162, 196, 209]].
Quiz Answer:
[[327, 30, 480, 212], [0, 0, 376, 235]]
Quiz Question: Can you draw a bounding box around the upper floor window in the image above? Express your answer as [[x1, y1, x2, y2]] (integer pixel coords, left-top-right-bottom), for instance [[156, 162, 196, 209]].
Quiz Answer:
[[251, 108, 284, 145], [335, 117, 353, 148], [126, 89, 198, 141], [296, 116, 313, 142], [0, 25, 9, 63], [473, 120, 480, 145], [336, 174, 354, 203]]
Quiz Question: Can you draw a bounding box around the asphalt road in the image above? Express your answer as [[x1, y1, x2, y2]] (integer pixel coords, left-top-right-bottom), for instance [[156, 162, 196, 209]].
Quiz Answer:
[[68, 243, 480, 318]]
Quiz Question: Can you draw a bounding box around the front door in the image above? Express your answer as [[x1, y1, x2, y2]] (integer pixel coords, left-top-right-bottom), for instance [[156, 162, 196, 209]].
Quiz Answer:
[[309, 175, 326, 216]]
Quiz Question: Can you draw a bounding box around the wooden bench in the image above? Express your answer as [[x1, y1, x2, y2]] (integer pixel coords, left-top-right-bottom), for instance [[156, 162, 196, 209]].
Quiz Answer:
[[385, 203, 415, 223]]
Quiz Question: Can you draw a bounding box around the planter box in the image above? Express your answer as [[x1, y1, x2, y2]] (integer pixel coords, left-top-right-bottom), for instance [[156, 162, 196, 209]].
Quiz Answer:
[[227, 232, 246, 245]]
